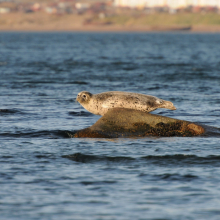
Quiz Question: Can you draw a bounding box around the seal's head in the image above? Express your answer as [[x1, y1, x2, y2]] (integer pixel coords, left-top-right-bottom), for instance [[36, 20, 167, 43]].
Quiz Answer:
[[76, 91, 92, 104]]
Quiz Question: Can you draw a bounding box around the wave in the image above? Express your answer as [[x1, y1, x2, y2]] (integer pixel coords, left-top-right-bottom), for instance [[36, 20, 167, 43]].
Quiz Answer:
[[68, 111, 92, 117], [62, 153, 135, 163], [141, 154, 220, 165], [63, 152, 220, 166], [140, 173, 199, 182], [0, 130, 77, 139], [0, 108, 24, 115]]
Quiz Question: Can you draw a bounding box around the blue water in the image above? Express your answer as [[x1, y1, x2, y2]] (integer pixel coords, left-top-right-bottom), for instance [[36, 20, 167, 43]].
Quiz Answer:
[[1, 32, 220, 220]]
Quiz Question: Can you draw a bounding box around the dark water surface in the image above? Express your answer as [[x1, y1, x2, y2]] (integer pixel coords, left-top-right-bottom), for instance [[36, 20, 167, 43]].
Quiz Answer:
[[1, 32, 220, 220]]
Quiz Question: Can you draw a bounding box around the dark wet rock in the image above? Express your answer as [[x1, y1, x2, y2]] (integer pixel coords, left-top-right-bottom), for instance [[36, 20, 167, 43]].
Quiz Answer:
[[74, 108, 206, 138]]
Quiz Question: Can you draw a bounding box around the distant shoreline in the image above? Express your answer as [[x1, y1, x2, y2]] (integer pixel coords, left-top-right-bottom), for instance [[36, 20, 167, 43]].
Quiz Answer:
[[1, 12, 220, 33]]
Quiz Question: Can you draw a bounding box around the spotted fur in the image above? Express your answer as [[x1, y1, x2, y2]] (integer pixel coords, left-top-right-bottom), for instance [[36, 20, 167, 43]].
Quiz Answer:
[[76, 91, 176, 116]]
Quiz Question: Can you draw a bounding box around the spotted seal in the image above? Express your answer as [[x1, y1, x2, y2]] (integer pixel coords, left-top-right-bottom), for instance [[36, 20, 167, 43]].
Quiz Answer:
[[76, 91, 176, 116]]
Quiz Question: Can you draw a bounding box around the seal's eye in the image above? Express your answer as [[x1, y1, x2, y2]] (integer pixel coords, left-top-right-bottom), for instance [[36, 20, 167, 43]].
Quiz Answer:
[[83, 95, 86, 98]]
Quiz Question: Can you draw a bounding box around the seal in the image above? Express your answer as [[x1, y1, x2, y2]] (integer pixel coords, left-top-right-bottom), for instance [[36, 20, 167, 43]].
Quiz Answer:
[[76, 91, 176, 116]]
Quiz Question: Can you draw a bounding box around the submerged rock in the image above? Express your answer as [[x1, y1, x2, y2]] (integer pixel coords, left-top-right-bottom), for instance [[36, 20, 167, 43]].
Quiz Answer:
[[74, 108, 205, 138]]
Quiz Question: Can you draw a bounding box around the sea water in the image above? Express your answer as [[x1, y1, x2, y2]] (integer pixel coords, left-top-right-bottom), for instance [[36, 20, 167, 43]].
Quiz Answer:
[[1, 32, 220, 220]]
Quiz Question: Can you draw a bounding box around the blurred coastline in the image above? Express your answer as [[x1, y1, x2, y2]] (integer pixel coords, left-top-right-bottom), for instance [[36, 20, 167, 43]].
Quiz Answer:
[[1, 0, 220, 32]]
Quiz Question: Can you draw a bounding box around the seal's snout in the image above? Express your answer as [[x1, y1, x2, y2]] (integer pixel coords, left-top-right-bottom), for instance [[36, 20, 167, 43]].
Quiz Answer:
[[76, 94, 80, 103], [163, 101, 177, 110], [170, 106, 177, 110]]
